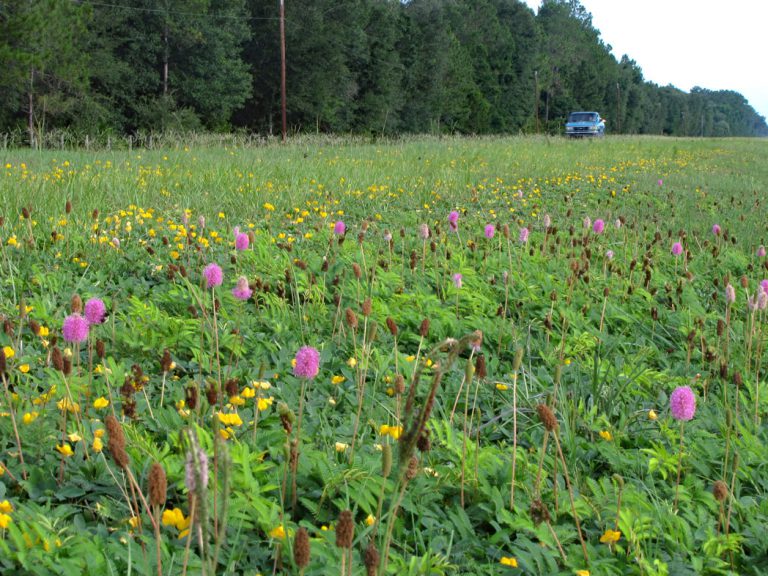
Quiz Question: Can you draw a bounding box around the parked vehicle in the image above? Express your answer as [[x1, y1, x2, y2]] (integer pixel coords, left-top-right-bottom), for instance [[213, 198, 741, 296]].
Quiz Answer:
[[565, 111, 605, 137]]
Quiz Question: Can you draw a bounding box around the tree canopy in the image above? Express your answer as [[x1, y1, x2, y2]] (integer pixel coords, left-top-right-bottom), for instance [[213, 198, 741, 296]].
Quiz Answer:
[[0, 0, 765, 140]]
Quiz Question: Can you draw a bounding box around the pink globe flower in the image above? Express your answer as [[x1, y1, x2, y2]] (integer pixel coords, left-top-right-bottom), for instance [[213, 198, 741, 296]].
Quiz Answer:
[[419, 223, 430, 240], [657, 179, 663, 187], [294, 346, 320, 379], [333, 221, 346, 235], [725, 284, 736, 304], [452, 273, 463, 289], [484, 224, 495, 239], [606, 250, 614, 260], [232, 276, 253, 301], [712, 224, 721, 236], [671, 242, 683, 256], [670, 386, 696, 421], [448, 211, 459, 232], [84, 298, 106, 325], [583, 216, 592, 230], [62, 313, 89, 343], [203, 263, 223, 289], [614, 218, 622, 230], [235, 232, 249, 251], [592, 219, 605, 234], [543, 214, 552, 229], [518, 227, 529, 244], [758, 246, 766, 258]]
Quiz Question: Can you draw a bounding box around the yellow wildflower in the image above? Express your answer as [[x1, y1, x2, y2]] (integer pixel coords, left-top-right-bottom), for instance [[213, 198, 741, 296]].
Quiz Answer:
[[56, 444, 74, 457], [67, 432, 83, 443], [0, 500, 13, 513], [22, 412, 39, 425], [495, 383, 509, 391], [648, 409, 658, 421], [241, 387, 256, 399], [229, 395, 245, 407], [2, 346, 13, 359], [93, 437, 104, 453], [347, 357, 357, 368], [217, 412, 243, 427], [19, 364, 30, 374], [129, 516, 140, 529], [365, 514, 375, 526], [0, 514, 12, 528], [335, 442, 349, 453], [500, 556, 518, 567], [599, 430, 613, 442], [331, 375, 346, 385], [600, 529, 621, 544], [93, 397, 110, 409], [269, 525, 286, 539], [576, 571, 590, 576], [256, 397, 273, 412]]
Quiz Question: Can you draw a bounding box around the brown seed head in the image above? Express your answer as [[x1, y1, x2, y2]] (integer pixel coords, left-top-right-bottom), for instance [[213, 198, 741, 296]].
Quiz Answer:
[[361, 298, 372, 317], [405, 455, 419, 480], [394, 373, 405, 395], [70, 294, 83, 314], [386, 317, 398, 337], [345, 308, 358, 330], [734, 371, 743, 387], [294, 527, 310, 569], [225, 378, 239, 398], [148, 462, 167, 507], [185, 384, 198, 410], [52, 347, 64, 371], [65, 200, 72, 214], [740, 275, 748, 288], [475, 354, 487, 379], [335, 510, 354, 549], [381, 444, 392, 478], [160, 349, 172, 372], [21, 207, 30, 219], [529, 498, 550, 526], [364, 540, 380, 576], [420, 318, 430, 338], [536, 404, 558, 432], [63, 357, 72, 376], [0, 348, 5, 375], [713, 480, 728, 502], [352, 263, 362, 279]]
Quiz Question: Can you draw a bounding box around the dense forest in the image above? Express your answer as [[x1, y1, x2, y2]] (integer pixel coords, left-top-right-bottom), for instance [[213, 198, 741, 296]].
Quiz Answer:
[[1, 0, 766, 143]]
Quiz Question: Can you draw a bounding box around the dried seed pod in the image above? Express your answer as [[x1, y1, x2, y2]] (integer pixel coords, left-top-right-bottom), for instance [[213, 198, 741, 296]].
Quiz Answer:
[[70, 294, 83, 314], [364, 539, 380, 576], [713, 480, 728, 502], [21, 206, 30, 219], [294, 527, 310, 569], [63, 357, 72, 376], [65, 200, 72, 214], [361, 298, 372, 317], [105, 415, 129, 469], [386, 317, 398, 337], [160, 349, 172, 372], [148, 462, 167, 507], [225, 378, 239, 397], [345, 308, 358, 330], [52, 347, 64, 371], [381, 444, 392, 478], [0, 348, 5, 375], [536, 404, 558, 432], [352, 263, 362, 279], [205, 382, 218, 406], [475, 354, 487, 379], [335, 510, 354, 549], [394, 374, 405, 395], [529, 498, 551, 526], [420, 318, 430, 338], [96, 339, 106, 360], [405, 455, 419, 480], [186, 384, 198, 410]]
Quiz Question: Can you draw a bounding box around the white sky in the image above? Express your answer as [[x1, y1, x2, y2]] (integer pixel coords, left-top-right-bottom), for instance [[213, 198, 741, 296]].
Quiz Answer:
[[521, 0, 768, 121]]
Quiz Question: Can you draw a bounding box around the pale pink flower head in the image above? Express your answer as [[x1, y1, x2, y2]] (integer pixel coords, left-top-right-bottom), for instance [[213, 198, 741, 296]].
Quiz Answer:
[[419, 223, 430, 240], [111, 237, 120, 249], [758, 245, 766, 258], [84, 298, 106, 325], [671, 242, 683, 256], [606, 250, 614, 260], [484, 224, 495, 239], [670, 386, 696, 421], [761, 280, 768, 294], [712, 224, 721, 236], [235, 232, 249, 251], [181, 211, 190, 227], [725, 283, 736, 304], [294, 346, 320, 379], [333, 221, 346, 235], [614, 218, 622, 230], [232, 276, 252, 301], [203, 263, 223, 289], [543, 214, 552, 229], [448, 211, 459, 232], [198, 215, 206, 230], [592, 219, 605, 234], [657, 179, 663, 187], [62, 313, 89, 343], [583, 216, 592, 230], [452, 273, 463, 289], [518, 227, 529, 244], [383, 230, 393, 242], [759, 288, 768, 311]]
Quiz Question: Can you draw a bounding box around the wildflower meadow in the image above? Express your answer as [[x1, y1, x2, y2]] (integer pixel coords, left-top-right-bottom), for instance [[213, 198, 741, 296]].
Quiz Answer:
[[0, 135, 767, 575]]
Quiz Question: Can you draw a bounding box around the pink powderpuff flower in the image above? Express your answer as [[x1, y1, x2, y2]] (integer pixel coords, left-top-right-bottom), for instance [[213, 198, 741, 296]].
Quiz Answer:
[[725, 284, 736, 304], [419, 223, 430, 240], [761, 280, 768, 294], [62, 313, 89, 343], [614, 218, 622, 230], [84, 298, 107, 325], [657, 179, 663, 187], [583, 216, 592, 230], [203, 263, 223, 288], [235, 232, 249, 251], [518, 227, 529, 244], [543, 214, 551, 229], [484, 224, 495, 239], [383, 230, 393, 242], [605, 250, 614, 260], [452, 273, 463, 289], [671, 242, 683, 256], [448, 211, 459, 232], [712, 224, 721, 236], [592, 219, 605, 234], [294, 346, 320, 379], [333, 220, 346, 235], [232, 276, 253, 301], [758, 246, 766, 258], [669, 386, 696, 421]]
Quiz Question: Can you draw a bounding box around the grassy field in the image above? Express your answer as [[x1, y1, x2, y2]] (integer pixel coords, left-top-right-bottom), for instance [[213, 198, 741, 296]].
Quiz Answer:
[[0, 135, 767, 575]]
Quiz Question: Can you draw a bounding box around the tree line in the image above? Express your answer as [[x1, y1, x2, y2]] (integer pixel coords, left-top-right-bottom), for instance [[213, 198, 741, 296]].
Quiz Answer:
[[1, 0, 765, 144]]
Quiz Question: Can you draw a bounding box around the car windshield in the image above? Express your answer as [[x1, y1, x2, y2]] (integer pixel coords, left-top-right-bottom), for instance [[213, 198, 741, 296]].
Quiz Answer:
[[568, 112, 597, 123]]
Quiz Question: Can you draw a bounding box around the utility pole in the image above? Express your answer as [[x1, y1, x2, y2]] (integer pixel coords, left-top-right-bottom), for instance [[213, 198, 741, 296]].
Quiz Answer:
[[534, 70, 539, 133], [615, 82, 620, 134], [280, 0, 287, 143]]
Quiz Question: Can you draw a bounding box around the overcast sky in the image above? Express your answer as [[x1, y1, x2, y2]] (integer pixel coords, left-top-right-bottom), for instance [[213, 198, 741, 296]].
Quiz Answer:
[[521, 0, 768, 120]]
